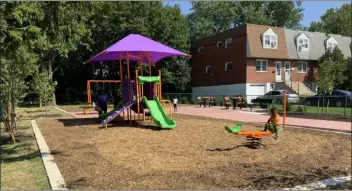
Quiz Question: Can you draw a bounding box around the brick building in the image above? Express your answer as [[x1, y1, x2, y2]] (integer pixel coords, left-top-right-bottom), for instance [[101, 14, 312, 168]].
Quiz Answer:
[[191, 24, 351, 102]]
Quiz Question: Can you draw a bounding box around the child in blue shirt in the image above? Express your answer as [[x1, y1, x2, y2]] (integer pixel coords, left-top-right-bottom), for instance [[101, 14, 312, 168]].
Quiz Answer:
[[96, 90, 109, 115]]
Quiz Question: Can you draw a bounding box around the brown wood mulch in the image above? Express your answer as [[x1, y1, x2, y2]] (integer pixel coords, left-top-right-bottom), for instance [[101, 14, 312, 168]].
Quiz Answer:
[[37, 114, 351, 190]]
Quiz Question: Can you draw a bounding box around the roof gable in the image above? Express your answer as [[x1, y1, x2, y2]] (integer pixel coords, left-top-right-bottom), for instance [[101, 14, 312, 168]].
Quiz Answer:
[[262, 28, 277, 36], [296, 32, 309, 39]]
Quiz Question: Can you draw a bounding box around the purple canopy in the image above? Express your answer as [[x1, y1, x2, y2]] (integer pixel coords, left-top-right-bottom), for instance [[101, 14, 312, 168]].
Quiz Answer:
[[84, 34, 190, 64]]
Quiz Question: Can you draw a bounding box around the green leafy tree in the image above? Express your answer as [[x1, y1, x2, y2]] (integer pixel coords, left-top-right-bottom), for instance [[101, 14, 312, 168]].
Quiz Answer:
[[36, 2, 92, 105], [318, 47, 348, 91], [316, 59, 335, 94], [309, 4, 351, 36], [161, 59, 191, 92], [0, 2, 42, 143], [33, 69, 57, 115], [188, 1, 304, 42]]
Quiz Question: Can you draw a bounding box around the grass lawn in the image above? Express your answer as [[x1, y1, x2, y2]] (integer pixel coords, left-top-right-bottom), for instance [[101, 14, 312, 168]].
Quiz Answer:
[[0, 106, 71, 190], [36, 111, 351, 190], [267, 104, 351, 116]]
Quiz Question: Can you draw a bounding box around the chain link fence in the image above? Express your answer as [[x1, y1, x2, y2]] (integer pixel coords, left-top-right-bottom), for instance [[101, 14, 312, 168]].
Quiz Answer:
[[162, 93, 352, 116], [19, 92, 351, 117]]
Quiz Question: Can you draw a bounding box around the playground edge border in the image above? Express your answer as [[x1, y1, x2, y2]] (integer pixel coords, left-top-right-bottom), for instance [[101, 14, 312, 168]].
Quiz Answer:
[[31, 120, 67, 190], [54, 106, 77, 118], [283, 175, 351, 190]]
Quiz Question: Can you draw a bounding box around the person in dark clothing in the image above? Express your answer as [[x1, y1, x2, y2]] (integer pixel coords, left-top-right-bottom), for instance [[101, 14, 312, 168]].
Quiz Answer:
[[96, 90, 109, 115]]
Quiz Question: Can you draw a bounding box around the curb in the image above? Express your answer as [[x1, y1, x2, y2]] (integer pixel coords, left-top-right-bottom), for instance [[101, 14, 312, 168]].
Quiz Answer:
[[31, 120, 67, 190], [54, 107, 77, 118], [284, 175, 351, 190]]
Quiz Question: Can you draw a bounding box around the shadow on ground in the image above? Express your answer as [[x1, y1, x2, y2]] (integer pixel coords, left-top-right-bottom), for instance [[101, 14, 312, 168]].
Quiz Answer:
[[57, 118, 164, 131]]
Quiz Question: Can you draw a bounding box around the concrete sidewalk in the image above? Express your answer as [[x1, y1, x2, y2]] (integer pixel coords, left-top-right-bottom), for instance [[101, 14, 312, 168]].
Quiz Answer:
[[176, 106, 352, 133]]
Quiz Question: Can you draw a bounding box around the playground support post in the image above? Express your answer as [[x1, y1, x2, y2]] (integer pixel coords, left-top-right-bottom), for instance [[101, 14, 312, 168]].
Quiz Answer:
[[283, 91, 286, 128], [136, 70, 140, 127], [158, 70, 162, 101], [87, 81, 91, 104]]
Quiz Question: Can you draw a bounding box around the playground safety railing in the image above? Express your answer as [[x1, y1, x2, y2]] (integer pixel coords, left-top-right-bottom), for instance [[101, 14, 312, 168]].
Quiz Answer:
[[161, 100, 173, 120]]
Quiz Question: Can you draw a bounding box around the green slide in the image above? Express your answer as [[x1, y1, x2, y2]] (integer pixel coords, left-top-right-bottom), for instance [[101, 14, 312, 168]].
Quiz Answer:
[[98, 103, 123, 120], [143, 96, 176, 129]]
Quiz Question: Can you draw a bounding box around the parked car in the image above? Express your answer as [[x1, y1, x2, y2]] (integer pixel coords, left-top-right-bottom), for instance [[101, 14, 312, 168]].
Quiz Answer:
[[304, 90, 352, 107], [254, 90, 300, 105]]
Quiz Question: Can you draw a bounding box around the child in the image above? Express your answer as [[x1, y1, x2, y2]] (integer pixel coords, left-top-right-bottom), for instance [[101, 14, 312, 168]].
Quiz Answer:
[[96, 90, 109, 115], [173, 97, 178, 112], [264, 107, 280, 140]]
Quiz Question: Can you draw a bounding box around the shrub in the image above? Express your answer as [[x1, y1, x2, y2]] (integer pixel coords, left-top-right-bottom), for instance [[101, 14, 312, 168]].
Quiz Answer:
[[181, 97, 189, 104], [295, 105, 304, 112]]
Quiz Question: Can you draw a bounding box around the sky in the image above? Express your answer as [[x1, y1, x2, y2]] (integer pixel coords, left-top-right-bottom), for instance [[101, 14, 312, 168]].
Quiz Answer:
[[163, 1, 349, 27]]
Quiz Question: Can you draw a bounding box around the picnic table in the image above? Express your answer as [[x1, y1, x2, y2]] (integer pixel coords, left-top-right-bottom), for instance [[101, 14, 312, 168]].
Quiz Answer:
[[197, 96, 216, 107], [231, 96, 245, 110]]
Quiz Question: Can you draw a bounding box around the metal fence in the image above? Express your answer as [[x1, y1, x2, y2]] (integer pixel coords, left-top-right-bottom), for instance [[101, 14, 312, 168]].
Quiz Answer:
[[19, 92, 351, 116], [162, 93, 352, 116]]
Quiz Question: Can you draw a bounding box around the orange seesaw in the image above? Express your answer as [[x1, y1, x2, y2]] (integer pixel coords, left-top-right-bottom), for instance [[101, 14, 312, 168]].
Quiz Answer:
[[225, 124, 283, 149]]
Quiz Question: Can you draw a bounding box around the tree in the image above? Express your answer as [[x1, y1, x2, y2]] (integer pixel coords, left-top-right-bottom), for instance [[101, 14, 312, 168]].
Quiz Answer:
[[188, 1, 304, 42], [309, 4, 351, 36], [36, 2, 92, 106], [161, 59, 191, 92], [33, 69, 57, 115], [0, 2, 42, 143], [317, 47, 349, 94]]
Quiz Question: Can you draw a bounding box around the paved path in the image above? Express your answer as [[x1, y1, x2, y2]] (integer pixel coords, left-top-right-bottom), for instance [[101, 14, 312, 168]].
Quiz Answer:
[[176, 106, 351, 133]]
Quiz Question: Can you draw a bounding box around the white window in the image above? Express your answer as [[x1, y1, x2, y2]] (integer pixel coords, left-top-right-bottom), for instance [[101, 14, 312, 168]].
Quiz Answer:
[[296, 33, 309, 51], [225, 62, 233, 71], [198, 46, 204, 53], [326, 36, 338, 50], [205, 65, 211, 74], [298, 61, 308, 73], [270, 83, 275, 90], [225, 38, 232, 48], [262, 28, 278, 49], [263, 35, 277, 49], [256, 60, 268, 72], [217, 41, 223, 48], [297, 38, 309, 51]]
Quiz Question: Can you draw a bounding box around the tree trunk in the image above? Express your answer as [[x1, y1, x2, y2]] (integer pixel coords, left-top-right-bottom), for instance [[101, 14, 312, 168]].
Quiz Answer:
[[48, 60, 57, 106], [45, 104, 47, 116], [39, 96, 43, 110], [8, 92, 16, 143]]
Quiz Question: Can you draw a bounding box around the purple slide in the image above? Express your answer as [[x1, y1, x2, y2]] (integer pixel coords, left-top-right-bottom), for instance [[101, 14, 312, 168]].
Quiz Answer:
[[100, 101, 135, 125]]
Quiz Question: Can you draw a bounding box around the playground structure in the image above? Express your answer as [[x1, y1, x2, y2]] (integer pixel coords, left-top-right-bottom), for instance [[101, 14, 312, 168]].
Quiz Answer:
[[79, 80, 121, 114], [84, 34, 190, 129]]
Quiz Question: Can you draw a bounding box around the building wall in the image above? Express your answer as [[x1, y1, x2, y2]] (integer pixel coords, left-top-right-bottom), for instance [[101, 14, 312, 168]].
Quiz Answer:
[[192, 83, 247, 102], [246, 58, 317, 83], [191, 29, 247, 87]]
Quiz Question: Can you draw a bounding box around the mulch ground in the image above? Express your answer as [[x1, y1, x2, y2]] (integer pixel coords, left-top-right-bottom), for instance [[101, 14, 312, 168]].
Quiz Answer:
[[37, 113, 351, 190]]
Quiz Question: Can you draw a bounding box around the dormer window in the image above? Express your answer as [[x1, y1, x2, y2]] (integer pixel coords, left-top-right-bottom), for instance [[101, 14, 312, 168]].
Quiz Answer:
[[326, 36, 338, 50], [217, 41, 223, 48], [296, 33, 309, 52], [262, 28, 278, 49], [198, 46, 204, 53]]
